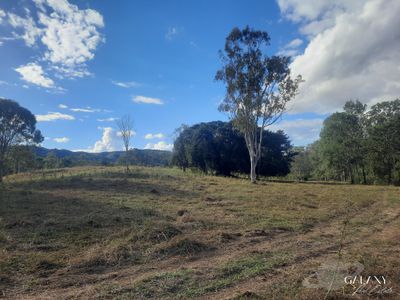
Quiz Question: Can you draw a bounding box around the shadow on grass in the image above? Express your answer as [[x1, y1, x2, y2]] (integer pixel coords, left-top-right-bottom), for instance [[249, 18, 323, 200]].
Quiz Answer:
[[0, 185, 174, 248], [0, 184, 175, 292], [7, 171, 198, 201]]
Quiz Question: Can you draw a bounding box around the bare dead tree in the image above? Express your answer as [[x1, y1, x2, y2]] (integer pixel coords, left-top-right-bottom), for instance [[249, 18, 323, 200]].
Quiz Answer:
[[116, 115, 134, 173]]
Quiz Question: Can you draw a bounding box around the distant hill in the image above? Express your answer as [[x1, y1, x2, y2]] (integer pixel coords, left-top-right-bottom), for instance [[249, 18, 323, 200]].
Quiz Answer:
[[31, 146, 172, 167]]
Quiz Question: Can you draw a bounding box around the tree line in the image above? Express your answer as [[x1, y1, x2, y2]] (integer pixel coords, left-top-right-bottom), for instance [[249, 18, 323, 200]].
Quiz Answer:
[[172, 121, 294, 177], [0, 144, 172, 179], [0, 98, 172, 181], [291, 99, 400, 185]]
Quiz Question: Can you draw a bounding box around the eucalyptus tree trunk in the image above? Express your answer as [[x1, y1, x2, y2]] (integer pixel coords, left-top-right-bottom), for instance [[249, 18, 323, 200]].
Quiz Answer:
[[250, 154, 257, 183], [245, 129, 263, 184]]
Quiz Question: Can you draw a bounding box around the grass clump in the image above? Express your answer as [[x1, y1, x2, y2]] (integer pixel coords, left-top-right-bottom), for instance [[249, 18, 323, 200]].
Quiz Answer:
[[73, 239, 142, 272], [133, 222, 182, 243], [156, 238, 211, 257]]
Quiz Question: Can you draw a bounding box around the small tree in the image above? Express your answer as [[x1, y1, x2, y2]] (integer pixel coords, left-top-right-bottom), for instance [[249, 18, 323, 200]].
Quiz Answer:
[[0, 98, 43, 182], [116, 115, 134, 173], [290, 147, 313, 181], [6, 145, 36, 174], [216, 26, 302, 183], [44, 152, 60, 169]]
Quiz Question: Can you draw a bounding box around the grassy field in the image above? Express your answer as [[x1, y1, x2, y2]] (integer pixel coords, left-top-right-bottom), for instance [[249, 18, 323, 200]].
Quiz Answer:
[[0, 166, 399, 299]]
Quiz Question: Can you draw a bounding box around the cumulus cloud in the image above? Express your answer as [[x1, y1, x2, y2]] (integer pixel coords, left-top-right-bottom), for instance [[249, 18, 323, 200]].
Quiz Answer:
[[133, 95, 164, 105], [15, 62, 54, 88], [269, 118, 324, 145], [89, 127, 121, 153], [58, 104, 68, 109], [278, 0, 400, 114], [144, 141, 173, 151], [36, 112, 75, 121], [144, 133, 165, 139], [53, 137, 70, 143], [6, 0, 104, 80], [111, 80, 141, 88], [35, 0, 104, 77]]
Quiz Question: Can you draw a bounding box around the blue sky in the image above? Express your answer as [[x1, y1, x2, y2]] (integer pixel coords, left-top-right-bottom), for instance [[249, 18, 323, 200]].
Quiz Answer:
[[1, 0, 399, 151]]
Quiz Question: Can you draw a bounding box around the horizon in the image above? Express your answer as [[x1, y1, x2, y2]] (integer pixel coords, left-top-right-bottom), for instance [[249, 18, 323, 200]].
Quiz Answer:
[[0, 0, 399, 151]]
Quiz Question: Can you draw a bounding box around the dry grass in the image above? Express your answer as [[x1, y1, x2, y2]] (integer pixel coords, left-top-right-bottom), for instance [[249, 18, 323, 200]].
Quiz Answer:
[[0, 166, 399, 299]]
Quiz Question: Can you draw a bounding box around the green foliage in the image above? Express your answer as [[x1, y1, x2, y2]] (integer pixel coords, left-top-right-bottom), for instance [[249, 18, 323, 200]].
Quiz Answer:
[[4, 145, 36, 174], [216, 26, 301, 182], [290, 147, 313, 180], [291, 99, 400, 185], [366, 100, 400, 184], [0, 98, 43, 180], [172, 121, 293, 177], [44, 152, 61, 169], [319, 109, 366, 183]]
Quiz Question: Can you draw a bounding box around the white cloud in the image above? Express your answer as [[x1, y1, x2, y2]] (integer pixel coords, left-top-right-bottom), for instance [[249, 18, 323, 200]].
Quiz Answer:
[[277, 0, 361, 28], [6, 0, 104, 79], [78, 127, 135, 153], [36, 111, 75, 122], [0, 9, 5, 23], [59, 104, 106, 113], [144, 141, 173, 151], [70, 107, 96, 113], [15, 63, 54, 88], [36, 0, 104, 77], [89, 127, 122, 153], [277, 48, 299, 57], [53, 137, 70, 143], [278, 38, 303, 57], [97, 117, 118, 122], [269, 118, 324, 145], [286, 38, 303, 48], [111, 80, 141, 88], [0, 80, 9, 85], [165, 26, 181, 40], [277, 0, 400, 114], [133, 95, 164, 105], [8, 12, 42, 46], [144, 133, 165, 139]]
